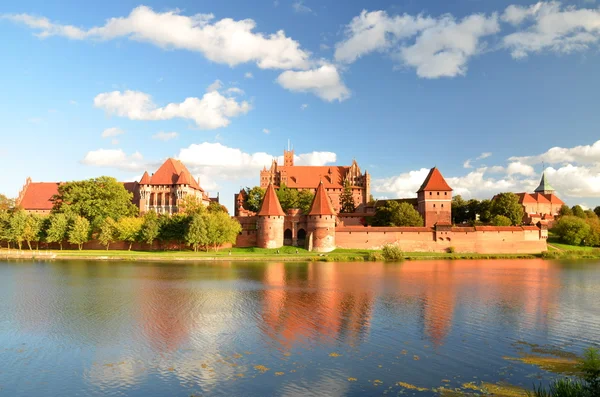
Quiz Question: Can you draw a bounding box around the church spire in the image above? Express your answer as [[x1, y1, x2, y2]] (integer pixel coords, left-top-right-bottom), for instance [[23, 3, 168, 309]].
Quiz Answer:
[[534, 172, 555, 194]]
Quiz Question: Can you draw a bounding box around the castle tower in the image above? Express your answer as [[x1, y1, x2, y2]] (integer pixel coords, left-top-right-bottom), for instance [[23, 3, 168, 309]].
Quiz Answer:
[[307, 181, 337, 252], [284, 149, 294, 167], [417, 167, 453, 228], [138, 171, 152, 213], [534, 172, 555, 195], [257, 183, 285, 249]]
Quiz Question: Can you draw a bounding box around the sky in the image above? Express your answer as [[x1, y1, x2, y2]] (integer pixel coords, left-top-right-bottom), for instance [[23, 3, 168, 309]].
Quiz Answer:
[[1, 0, 600, 212]]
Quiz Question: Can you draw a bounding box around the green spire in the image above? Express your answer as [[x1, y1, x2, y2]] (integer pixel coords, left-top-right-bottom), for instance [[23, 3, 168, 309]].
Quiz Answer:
[[534, 172, 555, 193]]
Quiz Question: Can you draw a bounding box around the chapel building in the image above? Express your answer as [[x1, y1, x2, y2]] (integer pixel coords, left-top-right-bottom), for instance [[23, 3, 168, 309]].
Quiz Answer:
[[515, 172, 564, 226]]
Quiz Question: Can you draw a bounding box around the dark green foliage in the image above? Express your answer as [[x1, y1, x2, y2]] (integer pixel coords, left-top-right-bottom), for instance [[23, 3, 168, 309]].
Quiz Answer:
[[491, 214, 513, 226], [52, 176, 138, 229], [158, 213, 190, 248], [372, 201, 423, 227], [553, 216, 591, 246], [580, 347, 600, 394], [559, 205, 574, 217], [207, 201, 229, 214], [595, 206, 600, 218], [339, 180, 356, 213], [491, 192, 524, 226], [297, 189, 315, 214], [244, 186, 265, 213], [381, 244, 403, 261], [139, 211, 160, 246], [572, 205, 586, 219], [528, 378, 586, 397], [276, 183, 299, 212]]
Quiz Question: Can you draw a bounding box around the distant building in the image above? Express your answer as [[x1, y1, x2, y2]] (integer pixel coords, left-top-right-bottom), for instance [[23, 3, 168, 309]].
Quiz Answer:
[[516, 172, 564, 226], [257, 149, 371, 212]]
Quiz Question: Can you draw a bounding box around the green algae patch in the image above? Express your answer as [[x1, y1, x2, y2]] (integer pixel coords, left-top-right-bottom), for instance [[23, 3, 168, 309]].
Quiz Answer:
[[503, 355, 580, 375], [481, 382, 528, 397], [253, 365, 270, 373], [329, 352, 342, 357], [397, 381, 428, 391], [434, 381, 528, 396]]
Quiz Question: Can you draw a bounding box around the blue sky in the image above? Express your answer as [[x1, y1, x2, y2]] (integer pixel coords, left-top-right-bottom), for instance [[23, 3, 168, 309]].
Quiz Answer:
[[1, 0, 600, 211]]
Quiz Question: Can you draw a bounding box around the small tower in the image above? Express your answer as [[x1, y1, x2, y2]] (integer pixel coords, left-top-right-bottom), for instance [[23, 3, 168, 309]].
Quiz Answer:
[[307, 181, 336, 252], [283, 149, 294, 167], [257, 183, 285, 249], [138, 171, 152, 213], [417, 167, 453, 228], [534, 172, 555, 195]]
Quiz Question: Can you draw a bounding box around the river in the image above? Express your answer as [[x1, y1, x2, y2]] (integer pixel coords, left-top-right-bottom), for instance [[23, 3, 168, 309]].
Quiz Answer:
[[0, 259, 599, 396]]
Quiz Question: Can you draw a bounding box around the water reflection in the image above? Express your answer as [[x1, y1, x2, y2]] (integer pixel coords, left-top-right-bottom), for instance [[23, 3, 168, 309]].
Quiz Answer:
[[0, 259, 599, 397]]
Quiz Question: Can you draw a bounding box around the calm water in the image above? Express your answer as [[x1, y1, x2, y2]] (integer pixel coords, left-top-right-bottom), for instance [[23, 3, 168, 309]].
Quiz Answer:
[[0, 259, 599, 396]]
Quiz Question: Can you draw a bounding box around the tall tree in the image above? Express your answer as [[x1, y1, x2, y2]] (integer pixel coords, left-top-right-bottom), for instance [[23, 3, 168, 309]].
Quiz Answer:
[[298, 189, 315, 214], [373, 201, 423, 227], [572, 205, 586, 219], [178, 195, 206, 216], [491, 215, 512, 226], [205, 211, 241, 251], [9, 210, 28, 250], [490, 193, 524, 226], [0, 211, 11, 248], [244, 186, 265, 213], [339, 181, 356, 213], [46, 213, 69, 250], [0, 194, 14, 211], [207, 201, 229, 214], [23, 214, 44, 250], [559, 204, 573, 217], [186, 213, 209, 252], [52, 176, 138, 228], [478, 199, 493, 223], [98, 217, 119, 250], [116, 217, 143, 251], [276, 183, 299, 212], [552, 216, 590, 246], [138, 211, 160, 247], [68, 216, 90, 250], [158, 213, 189, 249], [451, 195, 468, 224]]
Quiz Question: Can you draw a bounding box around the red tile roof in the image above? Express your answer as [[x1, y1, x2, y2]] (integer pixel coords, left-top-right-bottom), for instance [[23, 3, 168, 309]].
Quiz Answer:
[[176, 171, 191, 185], [143, 158, 202, 191], [516, 193, 536, 204], [532, 193, 550, 203], [279, 166, 351, 189], [308, 181, 336, 216], [544, 193, 564, 205], [18, 182, 59, 210], [258, 183, 285, 216], [139, 171, 151, 184], [417, 167, 453, 192], [517, 192, 564, 206]]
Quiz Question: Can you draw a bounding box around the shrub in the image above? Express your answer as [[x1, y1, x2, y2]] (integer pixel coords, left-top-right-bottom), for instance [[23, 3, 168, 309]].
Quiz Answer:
[[528, 378, 586, 397], [446, 246, 456, 254], [368, 251, 384, 261], [381, 244, 403, 261]]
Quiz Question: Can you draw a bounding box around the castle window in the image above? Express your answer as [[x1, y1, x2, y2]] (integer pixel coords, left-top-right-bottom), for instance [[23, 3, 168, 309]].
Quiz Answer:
[[441, 204, 444, 208], [445, 192, 447, 196], [433, 204, 436, 208], [429, 192, 432, 196], [437, 192, 440, 196]]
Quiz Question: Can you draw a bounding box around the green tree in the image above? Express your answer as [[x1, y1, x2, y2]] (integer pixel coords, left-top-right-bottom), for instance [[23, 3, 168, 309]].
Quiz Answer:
[[559, 204, 573, 217], [158, 213, 189, 249], [552, 216, 591, 246], [584, 218, 600, 247], [23, 214, 44, 250], [478, 199, 493, 223], [491, 193, 524, 226], [138, 211, 160, 247], [205, 211, 242, 251], [207, 201, 229, 214], [116, 217, 143, 251], [68, 216, 90, 250], [46, 213, 70, 250], [244, 186, 265, 213], [491, 214, 512, 226], [186, 213, 209, 252], [276, 183, 299, 212], [373, 201, 423, 227], [0, 194, 14, 211], [9, 210, 28, 250], [585, 209, 598, 219], [52, 176, 138, 228], [298, 189, 315, 214], [572, 205, 586, 219], [178, 195, 206, 216], [451, 195, 468, 224], [98, 217, 119, 250], [339, 181, 356, 213], [0, 211, 12, 248], [595, 206, 600, 218]]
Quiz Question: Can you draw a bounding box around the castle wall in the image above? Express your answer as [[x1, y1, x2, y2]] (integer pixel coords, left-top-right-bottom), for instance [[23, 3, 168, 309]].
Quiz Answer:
[[335, 226, 547, 254], [308, 215, 336, 252], [257, 216, 284, 249]]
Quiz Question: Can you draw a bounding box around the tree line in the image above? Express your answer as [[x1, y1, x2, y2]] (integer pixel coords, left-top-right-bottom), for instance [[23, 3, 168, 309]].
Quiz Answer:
[[552, 204, 600, 247], [0, 177, 241, 251]]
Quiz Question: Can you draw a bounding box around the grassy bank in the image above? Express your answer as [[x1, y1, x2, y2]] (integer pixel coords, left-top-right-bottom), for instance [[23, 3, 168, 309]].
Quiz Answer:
[[0, 246, 547, 262]]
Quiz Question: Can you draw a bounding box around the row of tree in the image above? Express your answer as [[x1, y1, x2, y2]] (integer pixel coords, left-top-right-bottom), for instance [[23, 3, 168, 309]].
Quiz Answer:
[[451, 193, 525, 226], [552, 204, 600, 247], [0, 177, 241, 251]]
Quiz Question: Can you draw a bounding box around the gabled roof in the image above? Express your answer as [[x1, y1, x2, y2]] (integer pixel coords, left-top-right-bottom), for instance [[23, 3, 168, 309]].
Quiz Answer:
[[516, 193, 537, 204], [535, 172, 555, 193], [258, 183, 285, 216], [175, 170, 191, 185], [17, 182, 59, 210], [144, 158, 202, 191], [139, 171, 151, 185], [308, 181, 336, 216], [417, 167, 452, 192], [531, 192, 550, 204], [544, 193, 564, 205], [271, 166, 356, 189]]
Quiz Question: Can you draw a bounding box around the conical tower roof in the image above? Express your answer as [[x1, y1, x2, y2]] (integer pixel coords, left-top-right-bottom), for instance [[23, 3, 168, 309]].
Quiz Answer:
[[139, 171, 151, 185], [417, 167, 452, 192], [308, 181, 336, 216], [534, 172, 555, 193], [258, 183, 285, 216]]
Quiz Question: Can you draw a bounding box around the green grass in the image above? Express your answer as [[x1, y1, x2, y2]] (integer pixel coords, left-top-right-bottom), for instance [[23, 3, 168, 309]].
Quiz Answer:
[[547, 236, 597, 252]]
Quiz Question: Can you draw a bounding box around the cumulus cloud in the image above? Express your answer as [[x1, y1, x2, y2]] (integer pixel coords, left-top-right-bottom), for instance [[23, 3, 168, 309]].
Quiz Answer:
[[502, 1, 600, 58], [2, 5, 311, 70], [335, 10, 499, 78], [206, 79, 223, 92], [506, 161, 535, 176], [276, 64, 350, 102], [101, 127, 124, 138], [81, 149, 146, 171], [152, 131, 179, 141], [463, 159, 473, 169], [477, 152, 492, 160], [94, 88, 251, 129], [509, 140, 600, 165]]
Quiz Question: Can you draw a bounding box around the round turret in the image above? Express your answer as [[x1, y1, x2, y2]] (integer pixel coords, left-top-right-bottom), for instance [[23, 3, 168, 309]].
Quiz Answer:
[[306, 181, 337, 252], [256, 183, 285, 249]]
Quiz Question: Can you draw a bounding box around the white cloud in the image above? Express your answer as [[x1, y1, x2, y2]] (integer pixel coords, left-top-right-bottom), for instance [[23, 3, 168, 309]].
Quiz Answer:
[[477, 152, 492, 160], [3, 5, 311, 70], [263, 128, 270, 134], [101, 127, 124, 138], [152, 131, 179, 141], [295, 151, 336, 165], [94, 88, 251, 129], [506, 161, 535, 176], [244, 72, 254, 79], [509, 140, 600, 165], [300, 103, 308, 110], [292, 1, 313, 14], [226, 87, 245, 95], [502, 2, 600, 59], [276, 63, 350, 102], [206, 79, 223, 92], [463, 159, 473, 169], [335, 10, 499, 78], [81, 149, 146, 171]]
